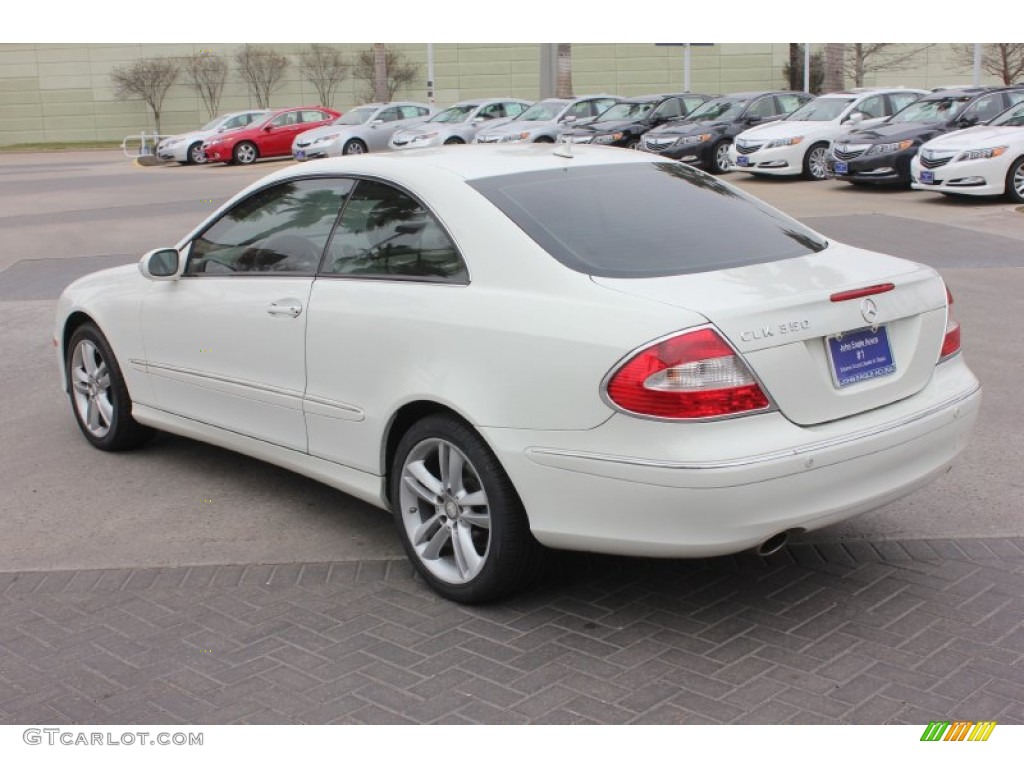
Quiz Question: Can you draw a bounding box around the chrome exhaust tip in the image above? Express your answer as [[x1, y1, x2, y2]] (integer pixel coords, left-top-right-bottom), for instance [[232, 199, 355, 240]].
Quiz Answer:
[[756, 531, 790, 557]]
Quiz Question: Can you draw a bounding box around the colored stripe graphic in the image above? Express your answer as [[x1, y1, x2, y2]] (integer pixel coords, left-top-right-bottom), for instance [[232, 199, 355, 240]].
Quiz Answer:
[[968, 722, 996, 742], [921, 722, 950, 741], [944, 721, 973, 741]]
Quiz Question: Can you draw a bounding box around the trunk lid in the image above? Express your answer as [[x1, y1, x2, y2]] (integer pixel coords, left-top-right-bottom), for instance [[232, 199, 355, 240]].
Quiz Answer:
[[593, 242, 948, 425]]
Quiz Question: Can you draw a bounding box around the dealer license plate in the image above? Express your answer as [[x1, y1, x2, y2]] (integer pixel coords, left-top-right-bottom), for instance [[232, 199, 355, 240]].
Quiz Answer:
[[295, 150, 306, 160], [921, 170, 935, 183], [826, 326, 896, 388], [834, 161, 848, 175], [736, 156, 749, 166]]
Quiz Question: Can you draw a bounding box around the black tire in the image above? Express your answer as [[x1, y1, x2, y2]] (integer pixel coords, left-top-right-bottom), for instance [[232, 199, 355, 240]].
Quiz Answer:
[[232, 141, 258, 165], [390, 414, 544, 603], [802, 142, 829, 180], [186, 141, 205, 165], [342, 139, 367, 155], [443, 137, 465, 145], [533, 136, 555, 143], [1006, 155, 1024, 204], [709, 140, 732, 174], [66, 323, 154, 452]]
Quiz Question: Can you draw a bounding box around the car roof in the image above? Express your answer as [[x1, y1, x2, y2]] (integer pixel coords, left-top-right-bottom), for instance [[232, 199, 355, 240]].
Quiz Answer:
[[722, 91, 807, 99], [260, 143, 657, 185]]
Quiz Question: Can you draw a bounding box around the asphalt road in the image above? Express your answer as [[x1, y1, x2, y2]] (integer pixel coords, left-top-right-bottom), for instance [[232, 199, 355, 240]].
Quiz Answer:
[[1, 149, 1021, 573]]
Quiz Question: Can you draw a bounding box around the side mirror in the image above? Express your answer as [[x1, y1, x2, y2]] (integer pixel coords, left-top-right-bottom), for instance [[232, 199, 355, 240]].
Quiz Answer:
[[957, 115, 978, 128], [561, 115, 577, 123], [263, 124, 274, 132], [845, 112, 865, 124], [369, 119, 384, 126], [139, 248, 181, 281], [745, 115, 764, 125]]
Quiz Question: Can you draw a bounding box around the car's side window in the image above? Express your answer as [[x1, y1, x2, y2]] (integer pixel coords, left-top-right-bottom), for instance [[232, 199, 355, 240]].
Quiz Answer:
[[888, 93, 920, 114], [505, 102, 527, 117], [652, 98, 682, 120], [478, 103, 505, 119], [378, 108, 401, 122], [1008, 91, 1024, 107], [270, 112, 297, 128], [962, 94, 1008, 123], [323, 180, 468, 283], [856, 95, 886, 118], [682, 96, 706, 115], [747, 97, 778, 119], [301, 110, 329, 124], [224, 115, 246, 129], [186, 178, 355, 276]]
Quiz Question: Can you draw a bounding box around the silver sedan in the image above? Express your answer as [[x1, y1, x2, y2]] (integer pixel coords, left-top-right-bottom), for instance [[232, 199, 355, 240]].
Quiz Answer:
[[474, 95, 621, 144], [292, 102, 434, 160], [389, 99, 532, 150]]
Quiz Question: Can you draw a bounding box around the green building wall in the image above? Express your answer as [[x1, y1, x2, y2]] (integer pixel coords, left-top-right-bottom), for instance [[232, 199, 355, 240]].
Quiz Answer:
[[0, 43, 991, 146]]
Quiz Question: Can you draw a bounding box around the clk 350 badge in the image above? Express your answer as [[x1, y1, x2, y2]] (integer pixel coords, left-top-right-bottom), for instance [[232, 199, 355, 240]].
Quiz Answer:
[[741, 320, 811, 342]]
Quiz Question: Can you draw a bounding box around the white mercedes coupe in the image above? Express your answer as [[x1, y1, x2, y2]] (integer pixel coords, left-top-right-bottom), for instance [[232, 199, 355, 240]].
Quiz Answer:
[[55, 145, 981, 602]]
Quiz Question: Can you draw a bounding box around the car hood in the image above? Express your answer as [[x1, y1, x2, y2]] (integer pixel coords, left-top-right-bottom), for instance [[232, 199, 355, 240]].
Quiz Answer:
[[648, 120, 727, 137], [479, 120, 557, 137], [295, 124, 353, 143], [738, 120, 836, 140], [921, 125, 1024, 149], [837, 122, 944, 144], [564, 119, 643, 135]]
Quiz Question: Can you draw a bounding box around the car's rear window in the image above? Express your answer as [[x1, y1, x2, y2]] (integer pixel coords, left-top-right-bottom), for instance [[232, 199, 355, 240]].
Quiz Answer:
[[468, 162, 828, 278]]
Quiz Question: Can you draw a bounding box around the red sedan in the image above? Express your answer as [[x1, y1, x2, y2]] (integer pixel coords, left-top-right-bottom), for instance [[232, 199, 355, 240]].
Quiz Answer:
[[202, 106, 341, 165]]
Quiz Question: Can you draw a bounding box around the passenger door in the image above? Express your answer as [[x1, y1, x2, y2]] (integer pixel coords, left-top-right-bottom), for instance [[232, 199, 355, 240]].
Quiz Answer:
[[140, 177, 354, 451], [304, 179, 469, 472]]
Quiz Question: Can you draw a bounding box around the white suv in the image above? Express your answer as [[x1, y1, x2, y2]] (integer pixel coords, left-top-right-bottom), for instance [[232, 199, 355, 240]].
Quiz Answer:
[[728, 88, 926, 180]]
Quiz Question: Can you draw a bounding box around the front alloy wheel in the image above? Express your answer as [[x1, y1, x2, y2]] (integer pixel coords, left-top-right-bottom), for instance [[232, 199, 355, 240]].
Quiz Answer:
[[804, 144, 829, 180], [66, 323, 153, 451], [233, 141, 258, 165], [187, 142, 205, 164], [710, 140, 732, 174], [391, 415, 543, 603], [1007, 156, 1024, 203]]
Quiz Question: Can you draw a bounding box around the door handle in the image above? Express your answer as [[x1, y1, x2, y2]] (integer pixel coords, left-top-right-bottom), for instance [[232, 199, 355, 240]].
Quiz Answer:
[[267, 299, 303, 318]]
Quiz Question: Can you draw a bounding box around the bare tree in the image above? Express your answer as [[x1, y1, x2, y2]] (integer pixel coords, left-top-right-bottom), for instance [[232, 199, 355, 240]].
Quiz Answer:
[[110, 56, 180, 134], [845, 44, 934, 88], [823, 43, 846, 93], [783, 46, 823, 94], [234, 44, 288, 109], [181, 51, 227, 119], [953, 43, 1024, 85], [353, 45, 420, 103], [556, 43, 573, 98], [298, 44, 350, 108]]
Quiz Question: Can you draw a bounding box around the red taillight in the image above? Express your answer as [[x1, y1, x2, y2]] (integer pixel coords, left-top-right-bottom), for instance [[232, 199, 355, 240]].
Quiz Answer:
[[605, 328, 770, 419], [940, 286, 961, 361], [830, 283, 895, 302]]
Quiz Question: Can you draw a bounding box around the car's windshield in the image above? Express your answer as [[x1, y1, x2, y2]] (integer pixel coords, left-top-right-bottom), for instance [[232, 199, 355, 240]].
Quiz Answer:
[[785, 97, 854, 122], [991, 102, 1024, 127], [469, 162, 827, 279], [889, 96, 971, 124], [595, 101, 656, 122], [517, 101, 566, 121], [200, 117, 224, 131], [334, 107, 377, 126], [687, 98, 748, 122], [429, 105, 478, 123]]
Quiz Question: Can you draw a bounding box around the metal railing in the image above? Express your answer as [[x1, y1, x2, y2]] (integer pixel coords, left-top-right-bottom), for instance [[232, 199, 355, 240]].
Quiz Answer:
[[121, 131, 172, 158]]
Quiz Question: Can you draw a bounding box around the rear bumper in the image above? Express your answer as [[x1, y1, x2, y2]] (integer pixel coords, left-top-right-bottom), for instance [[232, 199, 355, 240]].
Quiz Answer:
[[483, 359, 980, 558]]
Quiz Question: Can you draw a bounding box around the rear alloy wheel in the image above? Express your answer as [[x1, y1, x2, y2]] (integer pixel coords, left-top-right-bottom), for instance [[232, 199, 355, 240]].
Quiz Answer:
[[710, 140, 732, 174], [232, 141, 258, 165], [803, 143, 829, 180], [391, 415, 543, 603], [67, 324, 153, 451], [1006, 156, 1024, 203], [187, 142, 205, 165], [342, 139, 367, 155]]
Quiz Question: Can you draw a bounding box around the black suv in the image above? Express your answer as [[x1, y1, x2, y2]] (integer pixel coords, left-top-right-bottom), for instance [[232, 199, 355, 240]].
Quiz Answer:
[[828, 86, 1024, 187], [639, 91, 813, 173], [557, 93, 711, 149]]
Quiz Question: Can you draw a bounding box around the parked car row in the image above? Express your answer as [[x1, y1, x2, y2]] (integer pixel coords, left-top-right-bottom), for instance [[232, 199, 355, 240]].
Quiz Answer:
[[158, 85, 1024, 203]]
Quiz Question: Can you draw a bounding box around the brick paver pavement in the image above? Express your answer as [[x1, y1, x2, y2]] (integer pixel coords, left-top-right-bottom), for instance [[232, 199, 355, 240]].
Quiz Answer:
[[2, 539, 1023, 725]]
